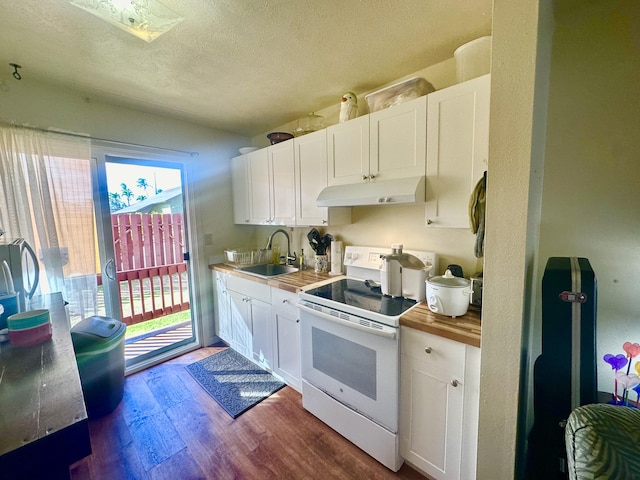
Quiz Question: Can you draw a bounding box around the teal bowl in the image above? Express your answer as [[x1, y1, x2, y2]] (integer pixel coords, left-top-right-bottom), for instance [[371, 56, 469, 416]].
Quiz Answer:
[[7, 309, 51, 331]]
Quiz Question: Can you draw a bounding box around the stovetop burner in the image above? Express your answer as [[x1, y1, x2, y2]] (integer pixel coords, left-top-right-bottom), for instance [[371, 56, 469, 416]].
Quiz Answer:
[[303, 278, 416, 317]]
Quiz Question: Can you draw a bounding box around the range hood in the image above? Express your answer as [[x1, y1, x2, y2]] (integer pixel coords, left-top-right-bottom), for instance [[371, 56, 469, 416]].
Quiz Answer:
[[316, 176, 426, 207]]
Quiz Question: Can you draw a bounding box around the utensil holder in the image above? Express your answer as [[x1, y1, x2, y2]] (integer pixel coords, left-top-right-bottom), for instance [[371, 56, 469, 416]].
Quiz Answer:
[[314, 255, 328, 273]]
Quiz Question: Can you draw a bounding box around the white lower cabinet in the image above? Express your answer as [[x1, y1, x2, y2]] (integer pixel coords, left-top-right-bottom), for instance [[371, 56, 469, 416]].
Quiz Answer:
[[213, 270, 301, 390], [248, 296, 273, 370], [214, 271, 232, 343], [227, 289, 254, 360], [400, 327, 480, 480], [270, 288, 301, 391], [215, 273, 274, 368]]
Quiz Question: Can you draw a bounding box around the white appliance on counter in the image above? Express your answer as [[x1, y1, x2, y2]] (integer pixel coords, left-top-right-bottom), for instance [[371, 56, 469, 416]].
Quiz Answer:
[[298, 245, 437, 471]]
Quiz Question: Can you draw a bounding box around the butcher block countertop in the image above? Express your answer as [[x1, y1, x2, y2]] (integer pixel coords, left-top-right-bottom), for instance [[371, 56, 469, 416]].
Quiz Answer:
[[400, 303, 481, 348], [210, 263, 336, 292], [210, 263, 482, 348]]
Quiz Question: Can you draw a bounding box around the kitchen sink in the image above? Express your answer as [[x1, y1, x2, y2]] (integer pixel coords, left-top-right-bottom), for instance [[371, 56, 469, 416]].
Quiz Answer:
[[236, 263, 299, 278]]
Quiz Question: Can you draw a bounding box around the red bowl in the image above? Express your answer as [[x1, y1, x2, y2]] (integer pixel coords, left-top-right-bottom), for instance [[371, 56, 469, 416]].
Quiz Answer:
[[9, 322, 52, 347], [267, 132, 294, 145]]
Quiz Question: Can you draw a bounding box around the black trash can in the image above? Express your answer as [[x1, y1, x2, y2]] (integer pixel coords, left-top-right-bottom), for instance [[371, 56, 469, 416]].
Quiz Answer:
[[71, 316, 126, 418]]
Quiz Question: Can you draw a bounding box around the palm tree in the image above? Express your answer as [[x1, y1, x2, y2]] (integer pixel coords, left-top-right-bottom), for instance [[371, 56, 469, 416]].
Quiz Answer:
[[136, 195, 147, 202], [108, 192, 124, 212], [120, 183, 134, 206], [136, 177, 150, 194]]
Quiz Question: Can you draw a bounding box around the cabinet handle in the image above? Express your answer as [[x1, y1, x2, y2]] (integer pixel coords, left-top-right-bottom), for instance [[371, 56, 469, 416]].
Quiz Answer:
[[451, 379, 460, 387], [322, 220, 327, 224], [369, 174, 376, 180], [296, 319, 300, 323], [362, 175, 368, 181], [282, 299, 288, 304], [426, 219, 433, 225], [424, 347, 432, 354]]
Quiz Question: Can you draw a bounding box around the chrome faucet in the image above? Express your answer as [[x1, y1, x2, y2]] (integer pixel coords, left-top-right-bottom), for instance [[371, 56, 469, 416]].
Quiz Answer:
[[265, 229, 297, 266]]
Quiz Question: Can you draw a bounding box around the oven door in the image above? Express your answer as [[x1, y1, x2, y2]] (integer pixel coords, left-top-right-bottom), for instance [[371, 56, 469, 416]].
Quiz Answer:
[[299, 303, 399, 432]]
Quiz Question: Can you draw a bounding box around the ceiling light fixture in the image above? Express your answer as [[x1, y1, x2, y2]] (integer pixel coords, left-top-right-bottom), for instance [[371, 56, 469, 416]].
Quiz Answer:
[[70, 0, 184, 42]]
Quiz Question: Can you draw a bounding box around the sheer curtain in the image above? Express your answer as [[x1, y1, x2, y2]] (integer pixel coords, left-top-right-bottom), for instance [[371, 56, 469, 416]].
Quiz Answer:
[[0, 126, 97, 323]]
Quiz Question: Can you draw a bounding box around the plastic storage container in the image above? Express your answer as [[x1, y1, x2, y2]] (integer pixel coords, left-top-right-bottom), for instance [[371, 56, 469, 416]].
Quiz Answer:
[[365, 77, 435, 113], [71, 316, 126, 418], [454, 36, 492, 83]]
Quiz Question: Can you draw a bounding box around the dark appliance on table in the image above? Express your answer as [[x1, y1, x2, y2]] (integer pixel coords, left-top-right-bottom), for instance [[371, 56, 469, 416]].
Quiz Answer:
[[528, 257, 597, 479], [0, 238, 40, 328], [0, 238, 39, 308]]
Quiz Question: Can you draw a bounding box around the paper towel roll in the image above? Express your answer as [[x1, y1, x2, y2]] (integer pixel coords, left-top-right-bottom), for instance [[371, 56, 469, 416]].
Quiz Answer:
[[330, 241, 343, 275]]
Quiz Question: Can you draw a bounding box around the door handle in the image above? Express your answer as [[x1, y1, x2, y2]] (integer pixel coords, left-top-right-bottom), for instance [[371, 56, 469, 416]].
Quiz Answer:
[[21, 241, 40, 299], [105, 259, 116, 281]]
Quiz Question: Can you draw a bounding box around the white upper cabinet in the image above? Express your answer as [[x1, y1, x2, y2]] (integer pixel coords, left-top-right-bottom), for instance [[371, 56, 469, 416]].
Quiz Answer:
[[327, 96, 427, 187], [370, 95, 427, 181], [295, 129, 351, 226], [295, 130, 328, 225], [425, 74, 490, 228], [247, 148, 271, 224], [269, 141, 296, 225], [231, 155, 250, 224], [248, 142, 296, 225], [327, 115, 370, 186]]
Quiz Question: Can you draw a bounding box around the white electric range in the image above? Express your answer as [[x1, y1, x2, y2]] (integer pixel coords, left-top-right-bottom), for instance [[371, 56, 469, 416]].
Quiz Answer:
[[298, 245, 438, 471]]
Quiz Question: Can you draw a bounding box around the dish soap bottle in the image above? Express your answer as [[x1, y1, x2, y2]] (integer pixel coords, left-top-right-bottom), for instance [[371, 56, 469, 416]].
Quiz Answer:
[[299, 248, 305, 269]]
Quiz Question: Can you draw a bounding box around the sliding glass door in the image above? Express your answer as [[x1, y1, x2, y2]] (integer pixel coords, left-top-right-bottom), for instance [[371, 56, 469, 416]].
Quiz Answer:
[[92, 146, 197, 371]]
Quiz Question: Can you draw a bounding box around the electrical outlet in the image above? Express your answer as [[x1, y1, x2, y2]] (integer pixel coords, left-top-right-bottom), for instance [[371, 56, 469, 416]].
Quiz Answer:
[[204, 233, 213, 246]]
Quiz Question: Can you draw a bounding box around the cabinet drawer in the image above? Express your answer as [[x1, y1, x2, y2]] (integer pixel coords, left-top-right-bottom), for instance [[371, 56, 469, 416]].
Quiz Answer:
[[401, 326, 465, 378], [227, 275, 271, 303], [271, 288, 298, 314]]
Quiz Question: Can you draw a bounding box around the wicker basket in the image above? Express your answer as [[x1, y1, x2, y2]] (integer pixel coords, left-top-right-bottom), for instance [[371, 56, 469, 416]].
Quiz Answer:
[[224, 249, 270, 266]]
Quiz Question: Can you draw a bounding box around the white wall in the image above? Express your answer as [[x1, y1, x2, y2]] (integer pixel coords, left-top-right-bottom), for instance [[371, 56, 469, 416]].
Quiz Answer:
[[0, 77, 255, 345], [477, 0, 552, 478], [537, 0, 640, 408], [249, 59, 484, 277], [251, 57, 459, 148], [483, 1, 640, 478]]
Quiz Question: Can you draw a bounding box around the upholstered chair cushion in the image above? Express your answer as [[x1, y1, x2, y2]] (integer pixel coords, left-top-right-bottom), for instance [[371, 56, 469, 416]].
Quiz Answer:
[[565, 403, 640, 479]]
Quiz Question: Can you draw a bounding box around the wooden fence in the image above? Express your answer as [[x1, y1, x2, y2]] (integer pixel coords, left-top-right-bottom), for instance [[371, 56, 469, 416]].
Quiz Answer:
[[100, 213, 190, 325]]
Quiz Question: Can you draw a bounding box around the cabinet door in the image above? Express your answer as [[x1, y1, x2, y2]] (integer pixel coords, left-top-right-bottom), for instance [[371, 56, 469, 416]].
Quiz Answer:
[[228, 289, 252, 359], [271, 288, 301, 391], [370, 95, 427, 181], [425, 74, 490, 228], [214, 272, 232, 343], [248, 148, 272, 224], [461, 346, 481, 480], [269, 141, 296, 225], [327, 115, 370, 186], [250, 298, 273, 370], [400, 328, 465, 480], [295, 129, 328, 226], [231, 155, 250, 224]]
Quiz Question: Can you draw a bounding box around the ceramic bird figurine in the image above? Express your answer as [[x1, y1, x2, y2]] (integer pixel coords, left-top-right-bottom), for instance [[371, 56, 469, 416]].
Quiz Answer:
[[339, 91, 358, 123]]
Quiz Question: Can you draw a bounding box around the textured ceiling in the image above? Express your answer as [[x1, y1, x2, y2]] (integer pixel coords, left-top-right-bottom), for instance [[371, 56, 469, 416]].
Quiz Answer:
[[0, 0, 492, 137]]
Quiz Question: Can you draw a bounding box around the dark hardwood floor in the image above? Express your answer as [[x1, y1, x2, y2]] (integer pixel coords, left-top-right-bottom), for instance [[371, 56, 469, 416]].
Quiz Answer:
[[70, 347, 428, 480]]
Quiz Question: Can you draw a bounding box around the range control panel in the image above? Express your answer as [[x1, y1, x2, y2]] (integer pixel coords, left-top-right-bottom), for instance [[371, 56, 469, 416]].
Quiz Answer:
[[343, 245, 438, 281]]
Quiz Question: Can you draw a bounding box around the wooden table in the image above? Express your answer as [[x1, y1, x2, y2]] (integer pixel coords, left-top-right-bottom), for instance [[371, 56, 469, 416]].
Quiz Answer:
[[0, 293, 91, 479]]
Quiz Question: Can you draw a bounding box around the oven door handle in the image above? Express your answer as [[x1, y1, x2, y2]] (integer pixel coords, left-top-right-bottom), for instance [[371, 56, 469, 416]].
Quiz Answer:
[[301, 306, 397, 339]]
